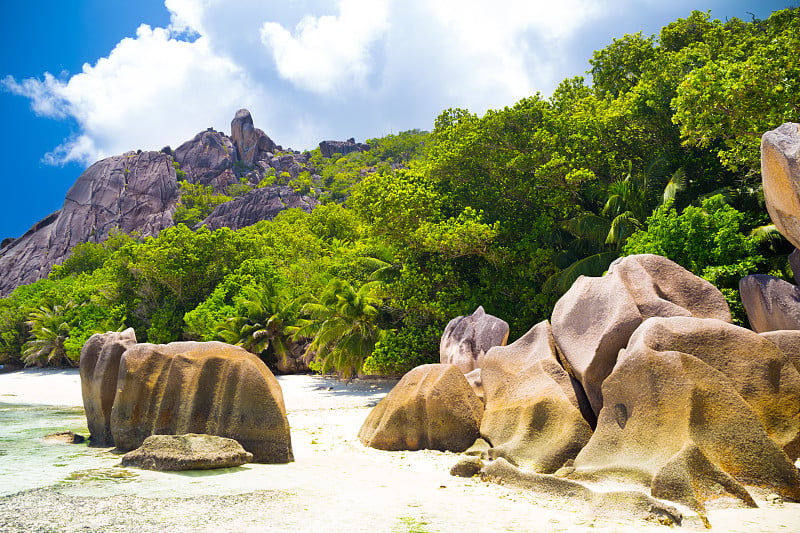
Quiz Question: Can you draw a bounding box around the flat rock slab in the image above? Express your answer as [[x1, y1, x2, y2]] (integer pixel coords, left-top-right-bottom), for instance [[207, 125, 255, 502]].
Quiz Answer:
[[121, 433, 253, 471]]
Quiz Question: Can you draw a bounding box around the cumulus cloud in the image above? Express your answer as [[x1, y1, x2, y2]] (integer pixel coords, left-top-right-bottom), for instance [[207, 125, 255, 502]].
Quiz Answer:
[[260, 0, 390, 95], [3, 0, 612, 166], [3, 24, 255, 165]]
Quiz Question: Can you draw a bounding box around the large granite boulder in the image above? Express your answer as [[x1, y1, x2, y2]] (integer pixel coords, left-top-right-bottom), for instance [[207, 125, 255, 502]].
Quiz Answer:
[[231, 109, 276, 167], [739, 274, 800, 332], [200, 186, 318, 231], [80, 328, 138, 446], [318, 138, 369, 158], [571, 344, 800, 510], [0, 152, 179, 296], [110, 341, 293, 463], [761, 329, 800, 373], [624, 316, 800, 460], [762, 123, 800, 249], [551, 254, 731, 415], [440, 306, 510, 374], [120, 433, 253, 471], [358, 364, 483, 452], [173, 128, 237, 191], [479, 321, 593, 472]]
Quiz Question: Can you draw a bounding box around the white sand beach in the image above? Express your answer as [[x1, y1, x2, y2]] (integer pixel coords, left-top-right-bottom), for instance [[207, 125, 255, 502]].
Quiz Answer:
[[1, 368, 799, 532]]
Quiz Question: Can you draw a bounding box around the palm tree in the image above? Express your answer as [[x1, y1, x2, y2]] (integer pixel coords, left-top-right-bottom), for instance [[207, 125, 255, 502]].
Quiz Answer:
[[290, 278, 385, 379], [544, 165, 686, 294], [214, 283, 298, 365], [22, 301, 76, 367]]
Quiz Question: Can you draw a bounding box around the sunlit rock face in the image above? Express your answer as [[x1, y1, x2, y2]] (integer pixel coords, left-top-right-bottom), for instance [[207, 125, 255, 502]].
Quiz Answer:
[[110, 341, 293, 464], [762, 123, 800, 249], [0, 151, 179, 296]]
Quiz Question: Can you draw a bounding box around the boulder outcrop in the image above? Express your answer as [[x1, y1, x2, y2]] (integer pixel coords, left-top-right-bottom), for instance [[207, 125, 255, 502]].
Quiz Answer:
[[440, 306, 509, 374], [739, 274, 800, 332], [201, 186, 318, 231], [623, 316, 800, 459], [551, 254, 731, 414], [80, 328, 138, 446], [318, 138, 369, 158], [761, 329, 800, 373], [479, 321, 594, 472], [571, 343, 800, 509], [110, 341, 293, 463], [762, 122, 800, 249], [231, 109, 277, 167], [358, 364, 483, 452], [120, 433, 253, 471], [173, 128, 237, 191], [0, 152, 179, 296]]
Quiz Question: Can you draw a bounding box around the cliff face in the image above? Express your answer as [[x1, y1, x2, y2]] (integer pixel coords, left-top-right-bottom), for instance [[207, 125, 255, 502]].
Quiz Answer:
[[0, 151, 179, 295], [0, 109, 358, 297]]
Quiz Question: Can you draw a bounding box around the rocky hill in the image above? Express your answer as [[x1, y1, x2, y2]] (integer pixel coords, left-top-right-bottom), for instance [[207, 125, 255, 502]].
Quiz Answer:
[[0, 109, 367, 296]]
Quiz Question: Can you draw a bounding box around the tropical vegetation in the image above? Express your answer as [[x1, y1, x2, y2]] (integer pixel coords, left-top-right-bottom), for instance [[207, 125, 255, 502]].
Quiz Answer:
[[1, 9, 797, 375]]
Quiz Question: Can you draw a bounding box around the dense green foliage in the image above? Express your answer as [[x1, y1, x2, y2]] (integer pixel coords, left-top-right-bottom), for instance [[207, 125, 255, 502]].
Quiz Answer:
[[2, 9, 797, 373]]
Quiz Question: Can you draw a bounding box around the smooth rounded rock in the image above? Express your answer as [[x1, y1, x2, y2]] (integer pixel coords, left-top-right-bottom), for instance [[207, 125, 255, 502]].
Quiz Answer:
[[121, 433, 253, 471], [740, 274, 800, 332], [762, 123, 800, 249], [440, 306, 509, 374]]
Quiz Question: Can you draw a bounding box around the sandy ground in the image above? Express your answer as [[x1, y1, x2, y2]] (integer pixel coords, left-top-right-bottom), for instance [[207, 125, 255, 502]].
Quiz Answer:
[[1, 368, 799, 532]]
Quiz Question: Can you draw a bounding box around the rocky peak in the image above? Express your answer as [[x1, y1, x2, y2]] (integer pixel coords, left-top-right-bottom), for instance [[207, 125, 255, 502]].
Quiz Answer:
[[174, 128, 237, 192], [319, 138, 370, 158], [231, 109, 277, 167], [0, 151, 179, 296], [201, 186, 318, 231]]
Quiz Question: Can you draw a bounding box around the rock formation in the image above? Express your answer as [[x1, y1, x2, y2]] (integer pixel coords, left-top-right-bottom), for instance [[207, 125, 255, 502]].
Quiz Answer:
[[551, 254, 731, 415], [761, 329, 800, 372], [201, 186, 318, 231], [571, 338, 800, 509], [440, 306, 509, 374], [173, 128, 237, 190], [762, 122, 800, 249], [358, 364, 483, 452], [739, 274, 800, 332], [479, 321, 594, 472], [231, 109, 276, 167], [0, 152, 179, 296], [318, 138, 369, 158], [109, 341, 293, 463], [120, 433, 253, 471], [80, 328, 138, 446], [623, 316, 800, 459]]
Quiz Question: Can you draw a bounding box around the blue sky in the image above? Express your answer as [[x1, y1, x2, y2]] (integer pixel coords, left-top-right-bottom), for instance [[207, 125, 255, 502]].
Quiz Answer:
[[0, 1, 792, 240]]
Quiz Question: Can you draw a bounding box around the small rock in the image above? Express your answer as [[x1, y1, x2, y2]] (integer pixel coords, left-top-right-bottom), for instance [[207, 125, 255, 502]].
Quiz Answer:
[[450, 457, 484, 478], [43, 431, 86, 444], [767, 493, 784, 505], [120, 433, 253, 471]]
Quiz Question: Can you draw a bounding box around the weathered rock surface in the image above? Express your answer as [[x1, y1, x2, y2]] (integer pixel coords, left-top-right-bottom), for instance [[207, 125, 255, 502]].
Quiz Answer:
[[173, 128, 237, 191], [79, 328, 139, 446], [0, 152, 179, 296], [358, 364, 483, 452], [626, 316, 800, 459], [318, 138, 369, 158], [761, 329, 800, 373], [110, 341, 293, 463], [450, 457, 484, 477], [43, 431, 86, 444], [571, 339, 800, 509], [231, 109, 277, 167], [740, 274, 800, 332], [762, 123, 800, 249], [440, 306, 510, 374], [201, 186, 318, 231], [483, 458, 684, 526], [120, 433, 253, 471], [479, 321, 594, 472], [790, 249, 800, 284], [551, 254, 731, 415]]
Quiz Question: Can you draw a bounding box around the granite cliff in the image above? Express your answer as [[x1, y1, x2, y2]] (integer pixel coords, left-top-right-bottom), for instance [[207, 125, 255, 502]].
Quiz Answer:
[[0, 109, 359, 296]]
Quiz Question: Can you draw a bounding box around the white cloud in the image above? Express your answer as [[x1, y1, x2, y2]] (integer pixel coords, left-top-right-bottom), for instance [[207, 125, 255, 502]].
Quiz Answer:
[[260, 0, 389, 95], [3, 0, 614, 166]]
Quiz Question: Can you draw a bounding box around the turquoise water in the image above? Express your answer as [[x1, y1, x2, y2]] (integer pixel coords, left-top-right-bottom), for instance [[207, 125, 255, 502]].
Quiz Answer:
[[0, 403, 127, 496]]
